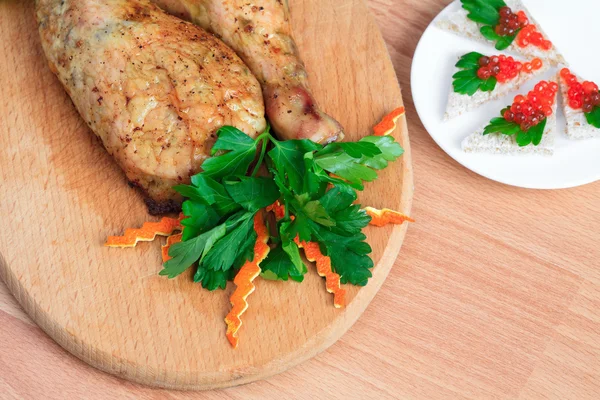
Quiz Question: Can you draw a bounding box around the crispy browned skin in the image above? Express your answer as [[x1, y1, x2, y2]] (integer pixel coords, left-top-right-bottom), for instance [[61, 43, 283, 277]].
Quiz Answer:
[[151, 0, 344, 143], [36, 0, 266, 214]]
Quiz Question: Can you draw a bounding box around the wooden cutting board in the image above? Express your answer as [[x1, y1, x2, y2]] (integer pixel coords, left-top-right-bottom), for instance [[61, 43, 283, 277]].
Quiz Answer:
[[0, 0, 412, 390]]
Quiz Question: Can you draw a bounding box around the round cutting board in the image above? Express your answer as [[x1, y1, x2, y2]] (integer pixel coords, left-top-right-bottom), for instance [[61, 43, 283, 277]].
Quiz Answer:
[[0, 0, 412, 390]]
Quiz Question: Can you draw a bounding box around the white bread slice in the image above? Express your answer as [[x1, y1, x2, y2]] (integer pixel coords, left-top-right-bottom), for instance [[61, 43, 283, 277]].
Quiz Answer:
[[558, 73, 600, 140], [445, 55, 549, 120], [462, 81, 558, 156], [437, 0, 565, 65]]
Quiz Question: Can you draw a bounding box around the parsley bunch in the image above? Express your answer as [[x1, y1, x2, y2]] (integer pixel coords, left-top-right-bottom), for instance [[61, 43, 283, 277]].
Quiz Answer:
[[461, 0, 518, 50], [160, 125, 404, 290]]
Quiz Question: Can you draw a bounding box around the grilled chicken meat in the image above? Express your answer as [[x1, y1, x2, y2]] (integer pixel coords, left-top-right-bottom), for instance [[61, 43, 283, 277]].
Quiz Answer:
[[36, 0, 266, 214], [151, 0, 344, 143]]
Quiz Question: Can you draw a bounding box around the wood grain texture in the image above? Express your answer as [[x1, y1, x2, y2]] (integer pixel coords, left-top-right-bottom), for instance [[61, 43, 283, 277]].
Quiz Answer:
[[0, 0, 412, 392], [1, 0, 599, 399]]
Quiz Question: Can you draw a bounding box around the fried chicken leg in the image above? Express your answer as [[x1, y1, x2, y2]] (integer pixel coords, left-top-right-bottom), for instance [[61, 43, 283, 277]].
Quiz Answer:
[[36, 0, 266, 214], [151, 0, 344, 143]]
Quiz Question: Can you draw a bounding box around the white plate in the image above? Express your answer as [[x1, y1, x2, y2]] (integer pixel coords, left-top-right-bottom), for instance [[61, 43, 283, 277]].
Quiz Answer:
[[411, 0, 600, 189]]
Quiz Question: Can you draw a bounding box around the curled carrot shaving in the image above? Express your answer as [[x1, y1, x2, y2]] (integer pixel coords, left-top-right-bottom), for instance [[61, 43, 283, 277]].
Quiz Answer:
[[373, 107, 405, 136], [161, 234, 182, 262], [296, 239, 346, 308], [224, 213, 270, 348], [266, 201, 286, 221], [364, 207, 414, 227], [104, 214, 183, 248]]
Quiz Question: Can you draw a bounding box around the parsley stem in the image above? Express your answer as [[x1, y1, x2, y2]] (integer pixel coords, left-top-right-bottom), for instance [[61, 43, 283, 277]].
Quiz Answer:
[[251, 136, 268, 177]]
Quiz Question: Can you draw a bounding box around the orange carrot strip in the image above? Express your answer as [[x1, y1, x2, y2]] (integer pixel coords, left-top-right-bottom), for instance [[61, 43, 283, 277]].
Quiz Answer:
[[364, 207, 414, 227], [296, 239, 346, 309], [105, 214, 183, 248], [224, 213, 270, 348], [161, 234, 182, 262], [266, 201, 286, 221], [373, 107, 405, 136]]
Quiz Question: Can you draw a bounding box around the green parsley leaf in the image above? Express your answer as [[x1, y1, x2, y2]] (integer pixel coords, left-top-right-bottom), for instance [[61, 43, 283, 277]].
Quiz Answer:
[[232, 227, 258, 269], [160, 223, 227, 279], [319, 184, 356, 213], [529, 118, 547, 146], [480, 26, 518, 51], [585, 105, 600, 128], [268, 139, 323, 194], [481, 76, 498, 91], [180, 200, 220, 241], [453, 69, 483, 96], [319, 185, 371, 235], [193, 266, 231, 291], [280, 191, 336, 244], [202, 212, 256, 271], [335, 142, 382, 158], [281, 233, 306, 277], [302, 154, 328, 198], [300, 198, 336, 227], [515, 130, 532, 147], [282, 212, 312, 242], [210, 126, 256, 156], [200, 126, 258, 180], [312, 225, 374, 286], [483, 110, 548, 147], [174, 175, 240, 215], [358, 135, 404, 170], [314, 152, 378, 189], [455, 51, 483, 69], [223, 176, 280, 212], [515, 118, 547, 147], [260, 245, 305, 282], [461, 0, 506, 26], [453, 52, 498, 96], [483, 117, 522, 136]]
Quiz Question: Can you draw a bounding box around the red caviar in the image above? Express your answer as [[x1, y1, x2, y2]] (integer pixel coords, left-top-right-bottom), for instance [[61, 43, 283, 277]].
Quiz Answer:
[[477, 54, 541, 84], [516, 24, 552, 50], [495, 6, 528, 37], [494, 7, 552, 50], [560, 68, 600, 112], [503, 80, 558, 132]]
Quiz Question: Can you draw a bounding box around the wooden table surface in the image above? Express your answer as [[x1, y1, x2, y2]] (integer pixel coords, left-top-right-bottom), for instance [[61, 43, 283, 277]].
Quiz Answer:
[[1, 0, 599, 398]]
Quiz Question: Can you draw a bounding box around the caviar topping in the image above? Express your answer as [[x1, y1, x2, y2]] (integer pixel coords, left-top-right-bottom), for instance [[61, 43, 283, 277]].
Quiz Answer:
[[461, 1, 552, 51], [477, 54, 542, 84], [516, 24, 553, 50], [560, 68, 600, 111], [560, 68, 600, 128], [503, 81, 558, 132], [495, 7, 528, 37], [453, 52, 543, 96], [482, 80, 558, 147]]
